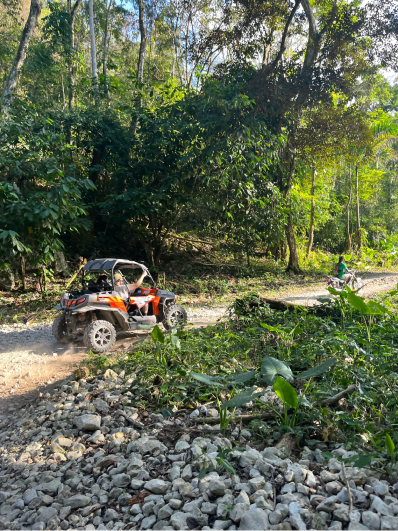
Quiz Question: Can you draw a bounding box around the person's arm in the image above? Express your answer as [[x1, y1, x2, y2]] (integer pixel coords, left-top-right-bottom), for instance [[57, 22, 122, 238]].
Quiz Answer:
[[128, 270, 147, 291]]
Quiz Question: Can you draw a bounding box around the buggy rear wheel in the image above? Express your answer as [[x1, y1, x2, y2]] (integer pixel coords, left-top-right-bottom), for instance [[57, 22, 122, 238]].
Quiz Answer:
[[52, 314, 70, 344], [83, 320, 116, 353], [163, 304, 187, 330]]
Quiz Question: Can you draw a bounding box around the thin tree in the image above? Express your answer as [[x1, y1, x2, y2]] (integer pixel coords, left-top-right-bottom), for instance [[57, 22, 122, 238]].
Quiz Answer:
[[132, 0, 147, 134], [306, 166, 316, 256], [346, 165, 352, 251], [67, 0, 83, 109], [1, 0, 41, 108], [103, 0, 114, 105], [88, 0, 99, 95], [355, 165, 362, 252]]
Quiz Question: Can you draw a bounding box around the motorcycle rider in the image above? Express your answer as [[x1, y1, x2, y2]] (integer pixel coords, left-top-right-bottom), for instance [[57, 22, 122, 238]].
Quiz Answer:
[[336, 255, 354, 285]]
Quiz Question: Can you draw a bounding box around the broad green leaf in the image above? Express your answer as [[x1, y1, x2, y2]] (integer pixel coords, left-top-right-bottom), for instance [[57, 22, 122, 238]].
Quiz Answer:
[[386, 434, 395, 457], [190, 372, 223, 387], [152, 325, 165, 343], [296, 358, 337, 380], [231, 371, 256, 383], [347, 291, 369, 313], [353, 455, 373, 468], [273, 377, 298, 409], [327, 287, 341, 295], [261, 356, 293, 385], [222, 386, 263, 408]]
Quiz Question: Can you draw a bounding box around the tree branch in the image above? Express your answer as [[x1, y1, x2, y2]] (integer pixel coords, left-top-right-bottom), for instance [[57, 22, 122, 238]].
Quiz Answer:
[[269, 0, 301, 71], [301, 0, 321, 73]]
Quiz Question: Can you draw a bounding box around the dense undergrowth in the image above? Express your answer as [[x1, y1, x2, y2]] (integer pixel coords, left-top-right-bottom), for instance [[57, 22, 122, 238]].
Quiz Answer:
[[84, 288, 398, 470]]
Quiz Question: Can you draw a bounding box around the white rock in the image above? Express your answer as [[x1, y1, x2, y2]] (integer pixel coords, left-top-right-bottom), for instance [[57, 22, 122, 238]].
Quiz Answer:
[[370, 496, 393, 516], [181, 464, 192, 481], [239, 449, 261, 467], [209, 478, 226, 497], [74, 414, 101, 431], [230, 503, 250, 522], [290, 513, 307, 530], [248, 476, 266, 492], [175, 440, 190, 451], [65, 494, 91, 508], [239, 508, 270, 530], [381, 515, 398, 530], [144, 479, 170, 494], [269, 504, 289, 525], [170, 466, 181, 481], [374, 484, 389, 496], [362, 510, 380, 530]]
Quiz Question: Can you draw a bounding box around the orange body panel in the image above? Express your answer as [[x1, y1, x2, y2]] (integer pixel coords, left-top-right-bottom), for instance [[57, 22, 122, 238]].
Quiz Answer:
[[107, 296, 128, 312]]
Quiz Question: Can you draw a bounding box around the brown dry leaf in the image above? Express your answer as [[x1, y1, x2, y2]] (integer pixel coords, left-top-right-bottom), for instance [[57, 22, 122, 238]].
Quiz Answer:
[[128, 491, 150, 507]]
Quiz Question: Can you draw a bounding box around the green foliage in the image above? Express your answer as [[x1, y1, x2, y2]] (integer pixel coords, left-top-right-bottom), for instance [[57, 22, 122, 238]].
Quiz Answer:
[[261, 356, 294, 385]]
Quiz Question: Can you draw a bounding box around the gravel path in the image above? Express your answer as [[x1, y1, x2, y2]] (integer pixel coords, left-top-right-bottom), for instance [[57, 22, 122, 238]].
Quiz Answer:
[[0, 368, 398, 531]]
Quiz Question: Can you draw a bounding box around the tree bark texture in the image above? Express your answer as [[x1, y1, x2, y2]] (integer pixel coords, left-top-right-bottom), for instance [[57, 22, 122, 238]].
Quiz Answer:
[[89, 0, 99, 94], [306, 166, 316, 256], [67, 0, 83, 109], [355, 165, 362, 251], [1, 0, 41, 107], [346, 166, 352, 251], [286, 212, 301, 273], [132, 0, 147, 134]]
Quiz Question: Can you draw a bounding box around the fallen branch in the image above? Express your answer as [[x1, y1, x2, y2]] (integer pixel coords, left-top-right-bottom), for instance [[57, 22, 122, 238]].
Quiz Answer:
[[189, 385, 358, 425], [319, 385, 357, 406]]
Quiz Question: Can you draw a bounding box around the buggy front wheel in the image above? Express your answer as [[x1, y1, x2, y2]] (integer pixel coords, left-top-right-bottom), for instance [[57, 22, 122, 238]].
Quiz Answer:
[[83, 320, 116, 353], [163, 304, 188, 330]]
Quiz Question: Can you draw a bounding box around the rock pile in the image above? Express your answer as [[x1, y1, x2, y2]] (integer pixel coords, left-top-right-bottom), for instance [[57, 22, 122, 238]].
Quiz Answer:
[[0, 368, 397, 530]]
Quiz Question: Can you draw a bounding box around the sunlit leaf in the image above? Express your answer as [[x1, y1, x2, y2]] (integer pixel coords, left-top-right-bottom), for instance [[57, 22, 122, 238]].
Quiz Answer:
[[273, 376, 297, 409]]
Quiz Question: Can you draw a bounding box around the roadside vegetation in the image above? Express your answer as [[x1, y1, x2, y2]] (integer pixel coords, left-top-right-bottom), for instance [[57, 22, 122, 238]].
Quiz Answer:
[[80, 287, 398, 471]]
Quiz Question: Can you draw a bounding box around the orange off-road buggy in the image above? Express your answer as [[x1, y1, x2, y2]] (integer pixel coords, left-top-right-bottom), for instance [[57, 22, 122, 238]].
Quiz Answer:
[[52, 258, 187, 353]]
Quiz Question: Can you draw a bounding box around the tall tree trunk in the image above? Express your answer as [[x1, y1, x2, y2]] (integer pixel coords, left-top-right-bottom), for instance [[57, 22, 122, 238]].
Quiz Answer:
[[1, 0, 41, 107], [286, 212, 301, 273], [132, 0, 147, 134], [306, 166, 316, 256], [346, 165, 352, 251], [88, 0, 99, 96], [103, 0, 113, 106], [283, 153, 302, 273], [67, 0, 83, 109], [355, 165, 362, 252]]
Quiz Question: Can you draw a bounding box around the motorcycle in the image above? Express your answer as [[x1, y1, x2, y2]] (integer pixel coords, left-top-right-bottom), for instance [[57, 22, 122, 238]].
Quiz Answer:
[[326, 269, 363, 292]]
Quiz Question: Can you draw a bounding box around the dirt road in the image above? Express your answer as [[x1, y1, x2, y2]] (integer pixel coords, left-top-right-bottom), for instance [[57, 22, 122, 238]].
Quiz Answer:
[[0, 271, 396, 417], [281, 271, 398, 305], [0, 306, 226, 416]]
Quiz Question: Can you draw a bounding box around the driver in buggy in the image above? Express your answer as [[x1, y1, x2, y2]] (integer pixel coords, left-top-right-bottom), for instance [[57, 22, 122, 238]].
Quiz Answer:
[[114, 270, 149, 315]]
